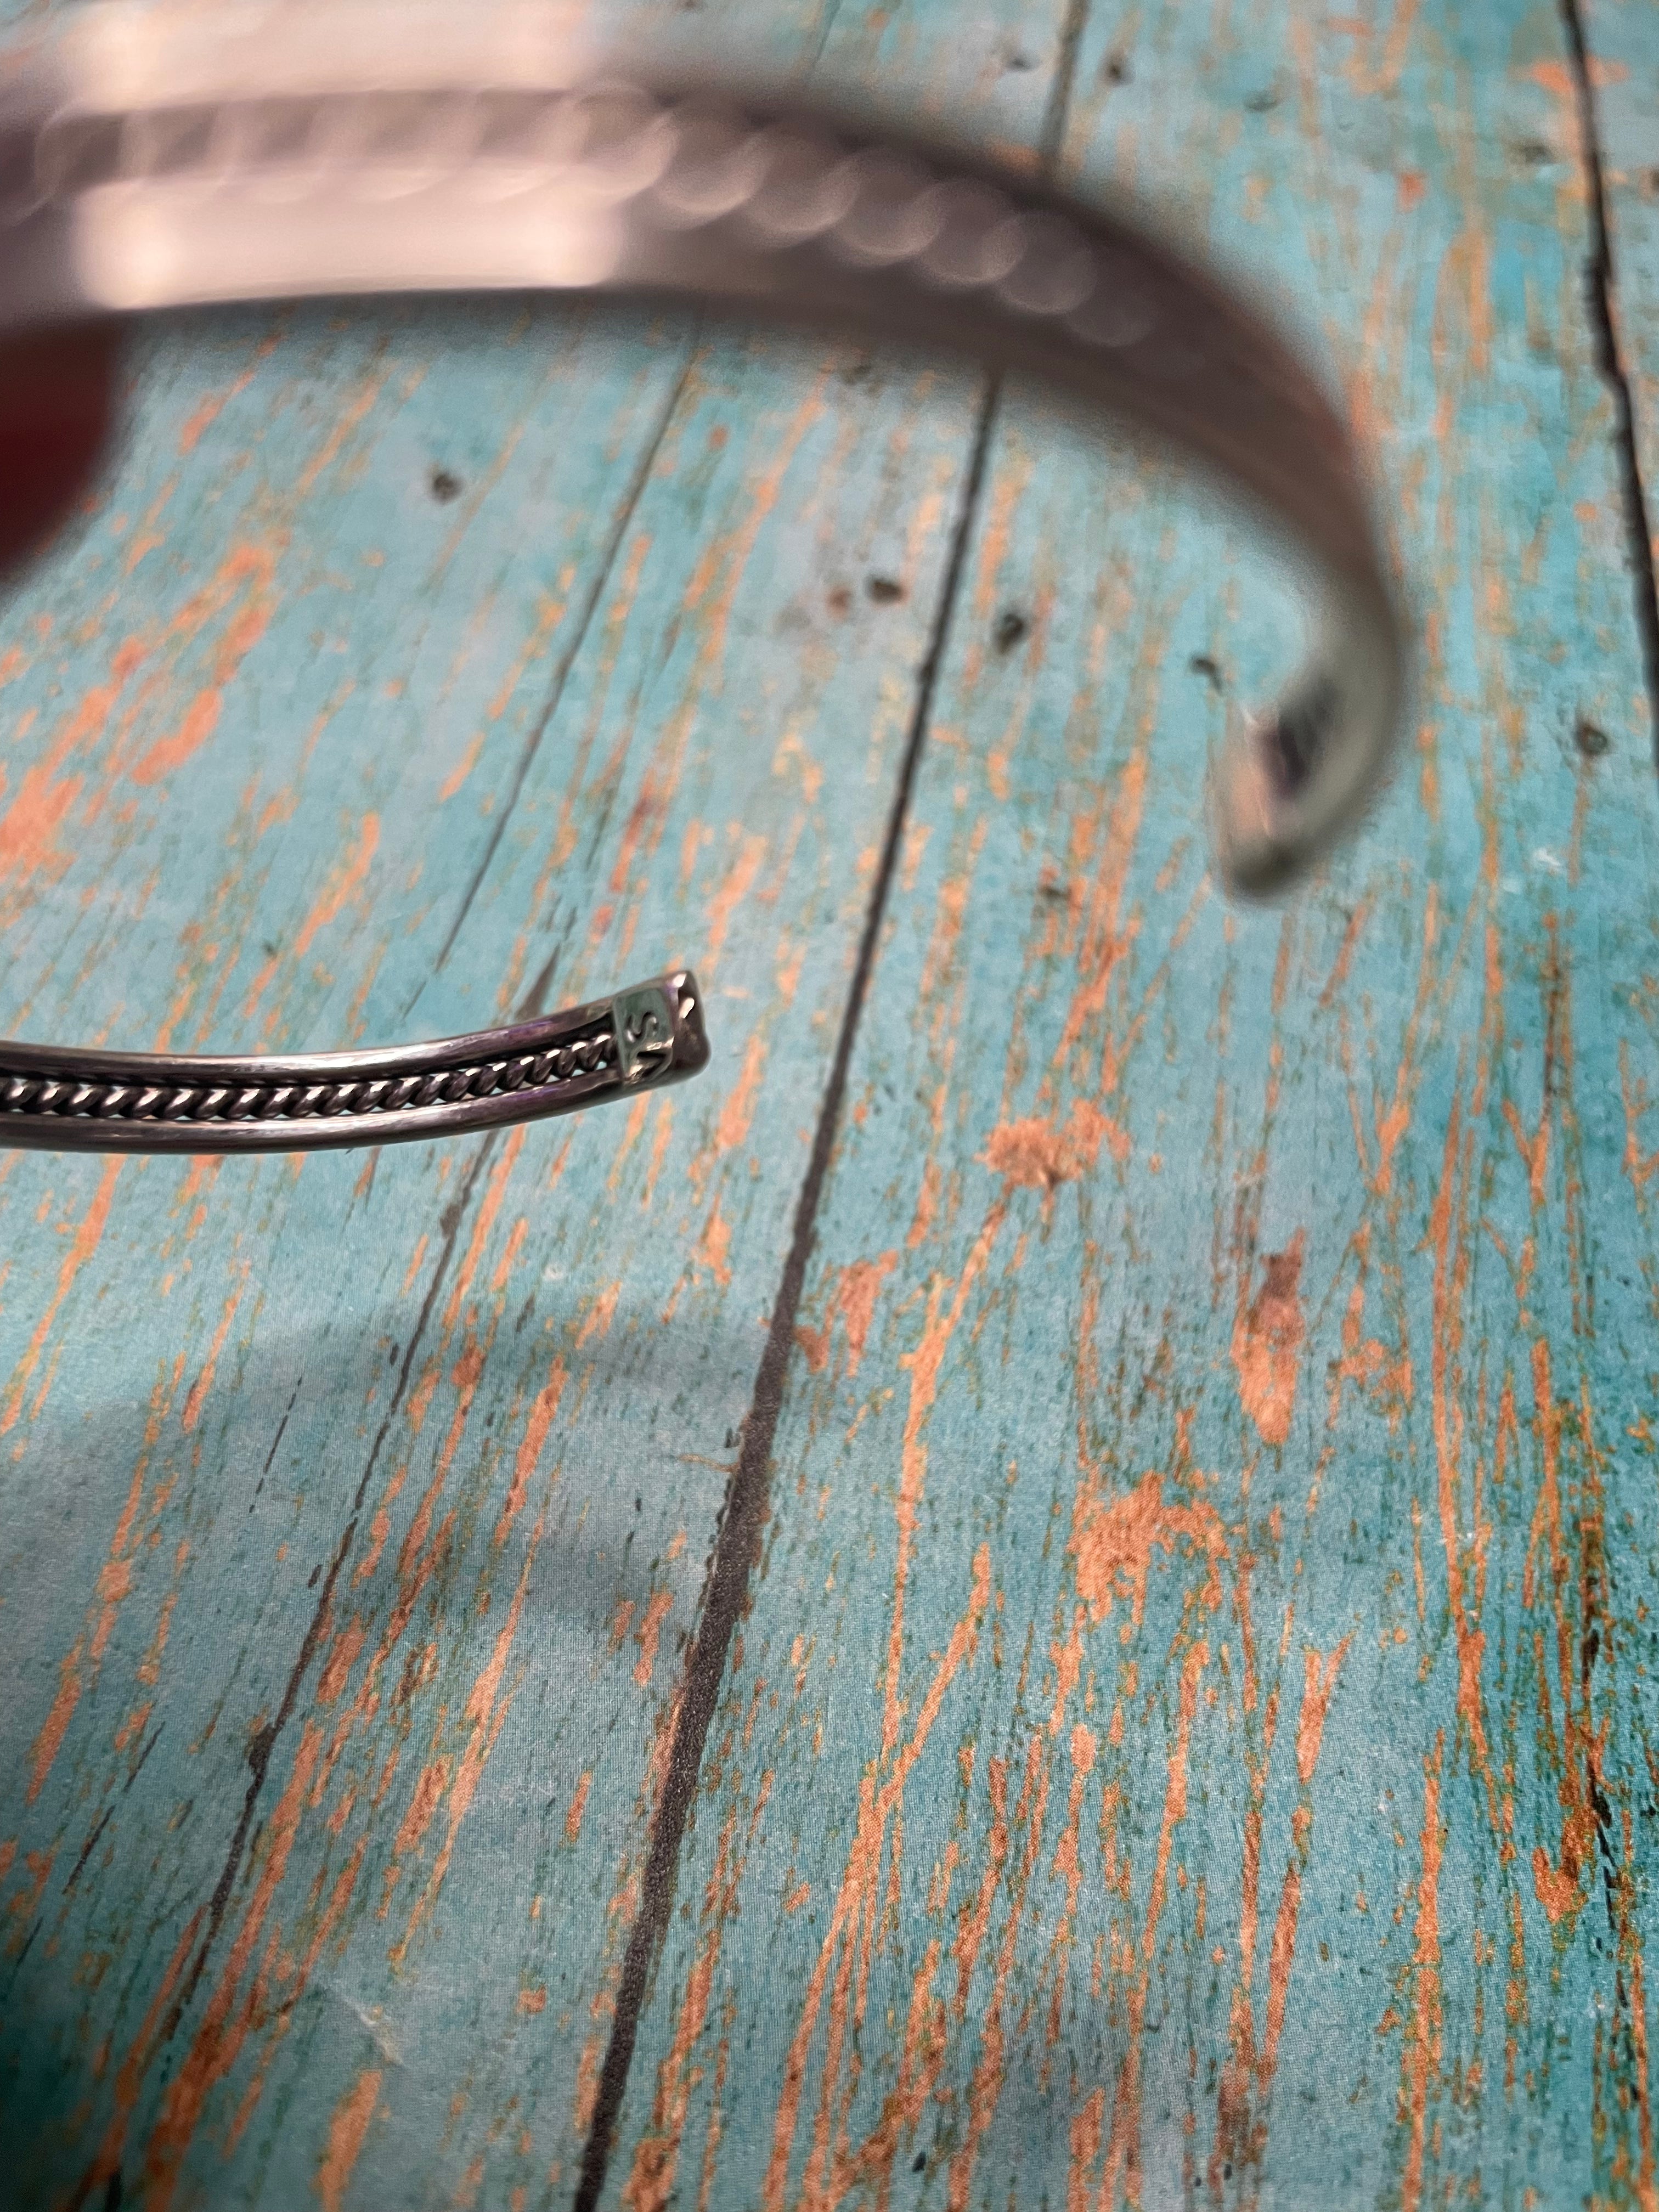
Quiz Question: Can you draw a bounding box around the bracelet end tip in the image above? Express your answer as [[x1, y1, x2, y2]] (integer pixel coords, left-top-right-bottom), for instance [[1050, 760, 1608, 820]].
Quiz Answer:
[[614, 968, 710, 1090]]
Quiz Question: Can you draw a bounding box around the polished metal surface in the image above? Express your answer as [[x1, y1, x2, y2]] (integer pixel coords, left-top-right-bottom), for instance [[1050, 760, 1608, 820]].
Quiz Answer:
[[0, 970, 709, 1153], [0, 1, 1408, 1155]]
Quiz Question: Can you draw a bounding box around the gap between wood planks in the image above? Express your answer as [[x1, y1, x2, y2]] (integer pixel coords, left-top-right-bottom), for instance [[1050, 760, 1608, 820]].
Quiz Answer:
[[569, 14, 1089, 2204], [568, 379, 1001, 2212], [1558, 0, 1659, 762]]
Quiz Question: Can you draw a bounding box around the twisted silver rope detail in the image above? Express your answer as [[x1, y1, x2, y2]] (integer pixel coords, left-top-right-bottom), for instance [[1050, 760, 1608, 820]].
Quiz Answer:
[[0, 1029, 616, 1126]]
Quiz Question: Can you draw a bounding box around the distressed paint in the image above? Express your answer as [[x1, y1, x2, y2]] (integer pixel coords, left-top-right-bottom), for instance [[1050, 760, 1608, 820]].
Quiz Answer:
[[0, 2, 1655, 2211], [0, 1, 1059, 2204], [612, 2, 1659, 2211]]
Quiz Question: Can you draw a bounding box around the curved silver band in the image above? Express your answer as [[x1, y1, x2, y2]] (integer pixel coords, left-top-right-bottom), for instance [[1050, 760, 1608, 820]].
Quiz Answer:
[[0, 972, 709, 1154], [0, 1, 1407, 1155]]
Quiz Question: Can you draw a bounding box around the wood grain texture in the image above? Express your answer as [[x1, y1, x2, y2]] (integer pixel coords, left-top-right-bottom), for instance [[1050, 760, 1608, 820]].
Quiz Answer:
[[2, 0, 1656, 2208], [609, 3, 1659, 2210], [0, 3, 1056, 2204]]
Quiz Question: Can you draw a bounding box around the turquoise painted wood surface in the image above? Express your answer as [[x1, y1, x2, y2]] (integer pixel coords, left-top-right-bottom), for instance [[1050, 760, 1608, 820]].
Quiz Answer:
[[612, 2, 1659, 2208], [0, 3, 1655, 2211]]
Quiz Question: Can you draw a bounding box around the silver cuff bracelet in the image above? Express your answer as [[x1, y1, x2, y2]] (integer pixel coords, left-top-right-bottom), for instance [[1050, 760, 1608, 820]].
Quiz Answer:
[[0, 1, 1407, 1156]]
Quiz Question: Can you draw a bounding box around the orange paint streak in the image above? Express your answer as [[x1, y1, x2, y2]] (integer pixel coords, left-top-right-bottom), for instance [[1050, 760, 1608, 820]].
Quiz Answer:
[[1295, 1641, 1351, 1790], [1400, 1735, 1445, 2212], [74, 1906, 206, 2206], [390, 1482, 554, 1967], [1231, 1233, 1306, 1447], [714, 1033, 766, 1155], [485, 580, 569, 723], [634, 1588, 674, 1687], [609, 1098, 652, 1198], [393, 1757, 453, 1860], [1352, 885, 1442, 1199], [1318, 896, 1373, 1009], [1615, 1809, 1659, 2212], [142, 1722, 326, 2208], [495, 1360, 567, 1547], [1257, 1644, 1351, 2108], [27, 1635, 87, 1805], [685, 380, 827, 675], [983, 1097, 1127, 1200], [130, 687, 223, 786], [400, 1234, 430, 1297], [182, 1267, 250, 1434], [702, 832, 767, 972], [137, 1577, 183, 1690], [292, 814, 380, 962], [1527, 55, 1626, 110], [1052, 732, 1152, 1078], [1425, 1085, 1502, 1839], [945, 1735, 1049, 2212], [437, 731, 486, 802], [0, 640, 144, 883], [918, 823, 987, 1013], [3, 1158, 121, 1438], [296, 362, 390, 494], [1211, 1606, 1281, 2201], [122, 477, 177, 574], [839, 1932, 949, 2203], [1101, 1641, 1207, 2209], [226, 1834, 373, 2151], [907, 1155, 941, 1249], [1067, 2086, 1104, 2212], [577, 1282, 619, 1349], [1069, 1470, 1227, 1632], [353, 1458, 409, 1590], [241, 814, 380, 1021], [643, 1101, 676, 1209], [1524, 1337, 1602, 1931], [794, 1252, 897, 1379], [492, 1216, 530, 1294], [317, 2068, 382, 2212], [623, 1779, 774, 2212], [1620, 1040, 1659, 1199], [443, 1127, 527, 1340], [129, 540, 280, 785], [1040, 1725, 1095, 2055], [314, 1617, 366, 1716], [763, 1547, 990, 2212], [1048, 1615, 1084, 1737], [887, 1210, 1004, 1763], [694, 1196, 732, 1292], [178, 368, 254, 453]]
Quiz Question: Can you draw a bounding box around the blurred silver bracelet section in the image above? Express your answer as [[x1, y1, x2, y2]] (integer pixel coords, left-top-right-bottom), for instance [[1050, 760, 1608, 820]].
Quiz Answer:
[[0, 0, 1407, 1155]]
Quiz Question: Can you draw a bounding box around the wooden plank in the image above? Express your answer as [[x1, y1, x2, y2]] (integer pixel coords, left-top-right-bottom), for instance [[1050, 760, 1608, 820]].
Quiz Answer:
[[610, 2, 1659, 2210], [0, 4, 1066, 2204]]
